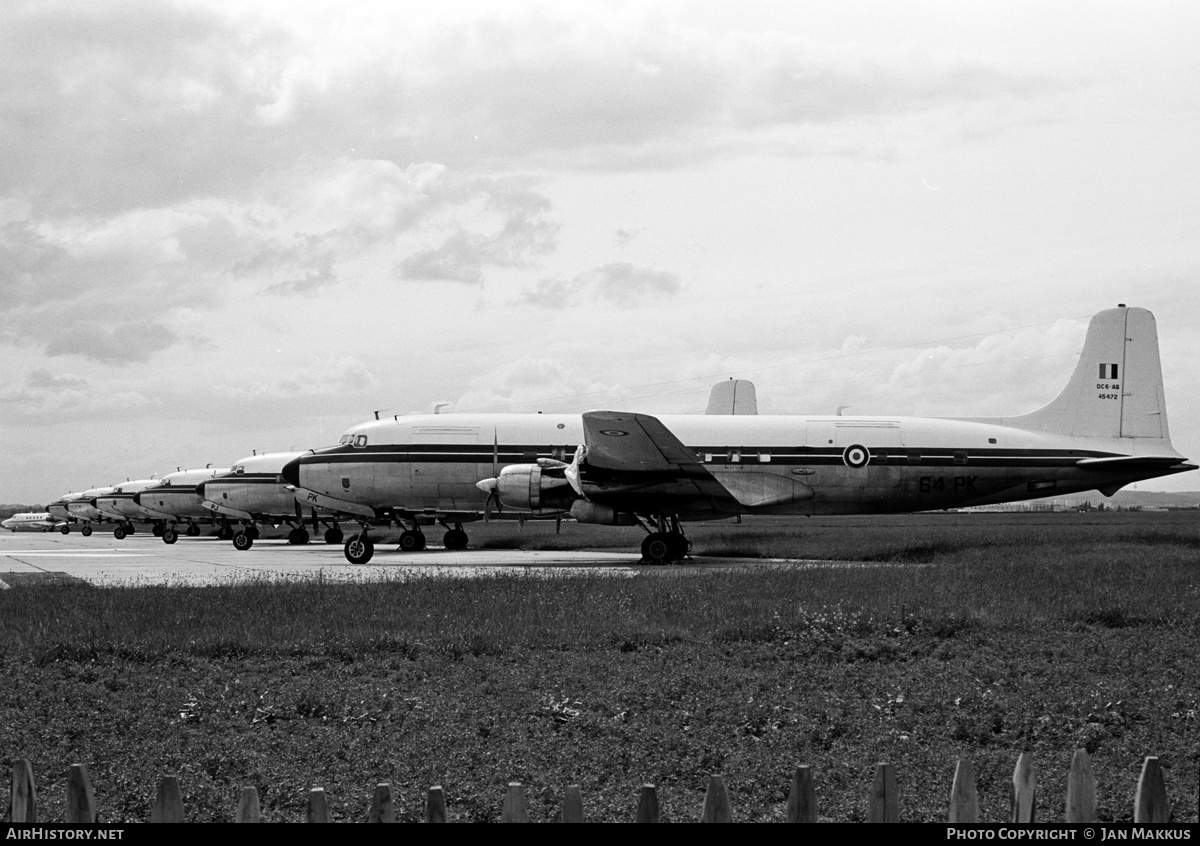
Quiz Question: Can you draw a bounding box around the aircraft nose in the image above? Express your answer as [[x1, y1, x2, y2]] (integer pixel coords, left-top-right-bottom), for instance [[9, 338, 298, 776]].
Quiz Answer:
[[196, 482, 207, 500], [132, 492, 143, 506], [281, 456, 301, 487]]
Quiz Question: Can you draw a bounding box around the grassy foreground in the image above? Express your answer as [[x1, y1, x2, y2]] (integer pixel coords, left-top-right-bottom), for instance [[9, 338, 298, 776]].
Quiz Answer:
[[2, 512, 1199, 822]]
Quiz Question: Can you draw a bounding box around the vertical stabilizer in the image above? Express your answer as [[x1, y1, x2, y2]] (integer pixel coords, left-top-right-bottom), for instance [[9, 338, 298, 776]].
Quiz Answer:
[[706, 379, 758, 415], [1007, 306, 1168, 439]]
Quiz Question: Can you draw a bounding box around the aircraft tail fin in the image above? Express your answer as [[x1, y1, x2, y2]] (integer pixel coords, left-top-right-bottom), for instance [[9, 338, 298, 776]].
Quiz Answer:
[[1006, 305, 1170, 439], [706, 379, 758, 415]]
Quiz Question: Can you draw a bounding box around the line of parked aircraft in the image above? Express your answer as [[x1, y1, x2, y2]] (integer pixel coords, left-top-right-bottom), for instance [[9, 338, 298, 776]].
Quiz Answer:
[[36, 305, 1194, 564]]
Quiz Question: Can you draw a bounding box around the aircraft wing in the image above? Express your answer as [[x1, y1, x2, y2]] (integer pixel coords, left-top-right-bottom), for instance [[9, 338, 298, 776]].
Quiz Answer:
[[578, 411, 743, 515]]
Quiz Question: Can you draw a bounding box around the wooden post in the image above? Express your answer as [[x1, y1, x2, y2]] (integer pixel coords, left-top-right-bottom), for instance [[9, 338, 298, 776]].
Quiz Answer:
[[368, 783, 394, 822], [635, 784, 660, 823], [700, 775, 732, 823], [562, 784, 583, 823], [868, 762, 899, 823], [10, 758, 36, 823], [425, 785, 447, 823], [502, 782, 529, 823], [1065, 749, 1098, 823], [1011, 752, 1036, 823], [235, 786, 261, 823], [787, 766, 816, 823], [307, 787, 330, 823], [151, 775, 184, 823], [949, 758, 979, 823], [1134, 756, 1169, 823], [65, 764, 97, 824]]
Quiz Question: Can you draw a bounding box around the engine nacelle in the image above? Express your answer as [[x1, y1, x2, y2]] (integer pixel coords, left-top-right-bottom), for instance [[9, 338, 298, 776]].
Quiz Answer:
[[569, 500, 636, 526], [496, 463, 577, 515]]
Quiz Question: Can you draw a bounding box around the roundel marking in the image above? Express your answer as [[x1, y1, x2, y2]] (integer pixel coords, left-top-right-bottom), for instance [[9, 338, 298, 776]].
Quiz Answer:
[[842, 444, 870, 469], [599, 429, 629, 437]]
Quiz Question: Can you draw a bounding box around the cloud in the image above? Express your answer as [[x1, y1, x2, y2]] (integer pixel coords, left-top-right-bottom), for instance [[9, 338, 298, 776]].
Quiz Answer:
[[0, 368, 160, 422], [214, 356, 378, 402], [516, 262, 681, 308], [452, 357, 632, 414]]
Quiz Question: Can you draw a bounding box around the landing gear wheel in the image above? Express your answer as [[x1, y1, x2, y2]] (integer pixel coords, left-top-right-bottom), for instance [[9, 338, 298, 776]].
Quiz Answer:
[[443, 529, 468, 550], [233, 531, 253, 551], [345, 534, 374, 564], [162, 528, 178, 545], [287, 528, 300, 544], [114, 527, 127, 540], [324, 527, 344, 544], [217, 525, 233, 541], [295, 528, 309, 545], [152, 524, 164, 537], [186, 524, 200, 537], [668, 532, 690, 560], [81, 525, 92, 537], [60, 525, 70, 535], [398, 530, 422, 552], [125, 525, 134, 535], [642, 532, 672, 564], [246, 525, 260, 540]]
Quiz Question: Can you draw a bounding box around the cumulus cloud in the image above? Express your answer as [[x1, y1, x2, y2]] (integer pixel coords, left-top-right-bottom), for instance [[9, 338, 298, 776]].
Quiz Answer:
[[516, 263, 681, 308], [214, 356, 378, 402], [0, 368, 160, 422], [452, 357, 633, 414]]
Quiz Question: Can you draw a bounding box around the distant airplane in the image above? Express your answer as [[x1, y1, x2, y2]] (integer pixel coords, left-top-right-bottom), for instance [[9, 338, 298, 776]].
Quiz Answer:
[[2, 512, 68, 532], [65, 486, 118, 537], [93, 479, 166, 539], [284, 306, 1194, 564], [199, 451, 345, 550], [133, 467, 231, 544]]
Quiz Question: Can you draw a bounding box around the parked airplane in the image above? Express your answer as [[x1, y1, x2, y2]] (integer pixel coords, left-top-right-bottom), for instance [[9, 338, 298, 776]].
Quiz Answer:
[[283, 306, 1193, 564], [199, 451, 345, 550], [2, 512, 68, 532], [65, 486, 118, 537], [46, 495, 82, 533], [93, 479, 167, 539], [133, 467, 231, 544]]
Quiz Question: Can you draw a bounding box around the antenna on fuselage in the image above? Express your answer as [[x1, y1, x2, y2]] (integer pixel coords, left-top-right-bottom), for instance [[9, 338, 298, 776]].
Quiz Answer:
[[836, 406, 851, 416], [433, 402, 451, 414]]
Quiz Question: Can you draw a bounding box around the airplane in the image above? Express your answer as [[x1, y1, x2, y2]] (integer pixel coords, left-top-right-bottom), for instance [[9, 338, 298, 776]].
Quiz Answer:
[[93, 479, 168, 539], [133, 467, 232, 544], [2, 512, 69, 532], [65, 486, 119, 537], [199, 451, 346, 550], [282, 380, 761, 558], [45, 495, 82, 533], [282, 305, 1194, 565]]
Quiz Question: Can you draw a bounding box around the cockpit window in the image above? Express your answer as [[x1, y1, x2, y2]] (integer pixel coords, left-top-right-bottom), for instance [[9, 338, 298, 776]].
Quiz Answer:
[[353, 435, 368, 448], [340, 435, 352, 445], [234, 465, 244, 475]]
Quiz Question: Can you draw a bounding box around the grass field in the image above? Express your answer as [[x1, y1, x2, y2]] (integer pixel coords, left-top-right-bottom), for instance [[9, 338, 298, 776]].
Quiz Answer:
[[2, 511, 1199, 822]]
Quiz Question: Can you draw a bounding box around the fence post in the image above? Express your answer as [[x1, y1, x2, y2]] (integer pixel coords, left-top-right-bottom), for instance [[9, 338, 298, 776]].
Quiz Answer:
[[306, 787, 330, 823], [868, 762, 899, 823], [502, 782, 529, 823], [65, 764, 97, 824], [368, 783, 394, 822], [1134, 756, 1169, 823], [235, 786, 261, 823], [562, 784, 583, 823], [700, 775, 732, 822], [949, 758, 978, 823], [1065, 749, 1098, 823], [787, 766, 816, 823], [426, 785, 446, 823], [1011, 752, 1036, 823], [151, 775, 184, 823], [10, 759, 36, 823], [635, 784, 660, 823]]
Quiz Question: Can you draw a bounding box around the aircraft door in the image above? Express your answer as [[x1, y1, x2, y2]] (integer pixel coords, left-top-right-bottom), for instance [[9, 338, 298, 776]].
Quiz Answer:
[[410, 425, 480, 509]]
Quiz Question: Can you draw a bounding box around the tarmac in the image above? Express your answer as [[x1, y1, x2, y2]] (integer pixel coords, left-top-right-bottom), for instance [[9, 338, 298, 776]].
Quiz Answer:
[[0, 530, 647, 588]]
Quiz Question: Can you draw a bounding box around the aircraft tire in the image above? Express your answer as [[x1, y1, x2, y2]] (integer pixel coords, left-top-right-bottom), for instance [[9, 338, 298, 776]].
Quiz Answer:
[[345, 534, 374, 564], [81, 525, 92, 537], [186, 524, 200, 537], [246, 525, 260, 540], [233, 532, 253, 551], [287, 528, 299, 544], [398, 530, 421, 552], [114, 527, 126, 540], [296, 528, 309, 545], [416, 533, 427, 551], [162, 528, 178, 545], [642, 532, 673, 565], [125, 525, 134, 535], [152, 524, 164, 537], [443, 529, 468, 550], [324, 527, 344, 544], [60, 525, 70, 535], [667, 532, 690, 560]]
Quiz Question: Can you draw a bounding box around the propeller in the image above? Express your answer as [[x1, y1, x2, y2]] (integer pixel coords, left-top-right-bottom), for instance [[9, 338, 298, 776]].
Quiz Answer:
[[478, 429, 503, 522]]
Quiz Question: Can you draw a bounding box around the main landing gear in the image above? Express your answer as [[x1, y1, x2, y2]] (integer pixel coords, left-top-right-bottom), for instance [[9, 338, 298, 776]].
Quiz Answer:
[[287, 527, 310, 545], [81, 525, 92, 537], [345, 529, 374, 565], [113, 524, 135, 540], [324, 526, 344, 544], [639, 516, 691, 565], [60, 524, 70, 535]]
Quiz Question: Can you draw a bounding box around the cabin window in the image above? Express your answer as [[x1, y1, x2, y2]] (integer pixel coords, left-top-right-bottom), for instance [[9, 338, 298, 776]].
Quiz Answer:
[[988, 438, 997, 444], [354, 435, 368, 448], [875, 452, 889, 465], [758, 451, 771, 463], [953, 451, 968, 466], [703, 453, 713, 463], [728, 449, 741, 463], [906, 452, 922, 465]]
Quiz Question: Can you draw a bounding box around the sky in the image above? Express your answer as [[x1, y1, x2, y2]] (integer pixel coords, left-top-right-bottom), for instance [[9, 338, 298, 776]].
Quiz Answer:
[[2, 0, 1198, 503]]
